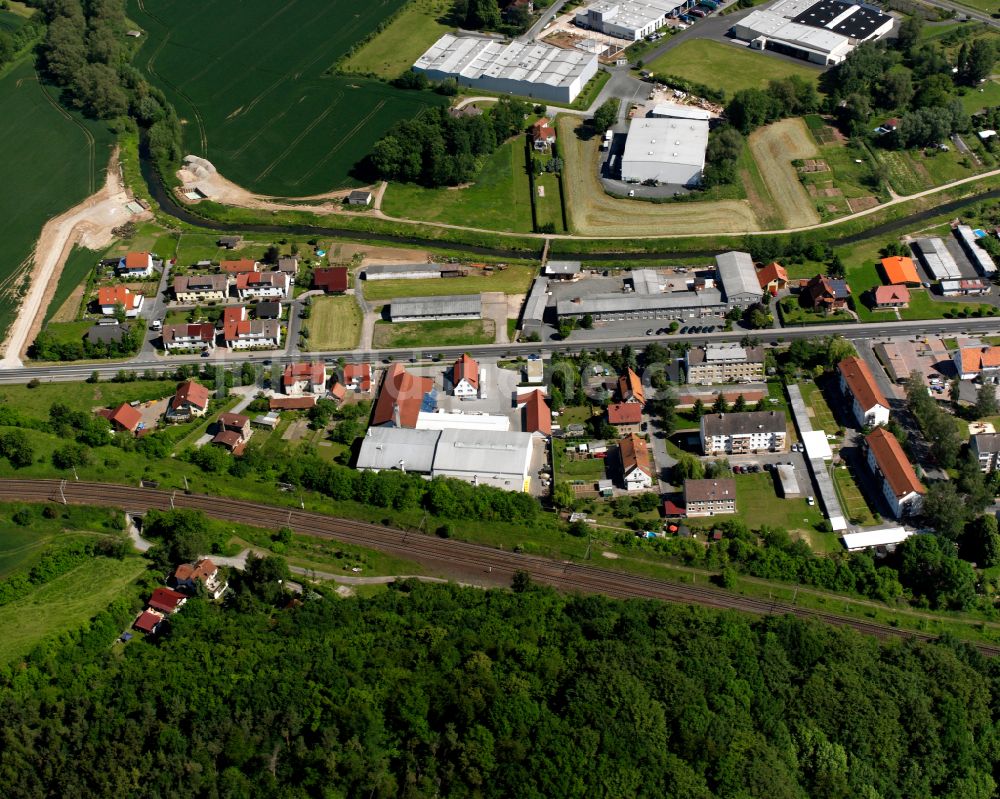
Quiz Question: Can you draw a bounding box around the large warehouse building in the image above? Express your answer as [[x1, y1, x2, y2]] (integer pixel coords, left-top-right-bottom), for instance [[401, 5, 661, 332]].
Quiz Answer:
[[390, 295, 482, 323], [621, 118, 708, 186], [574, 0, 682, 41], [413, 34, 598, 104], [731, 0, 893, 66]]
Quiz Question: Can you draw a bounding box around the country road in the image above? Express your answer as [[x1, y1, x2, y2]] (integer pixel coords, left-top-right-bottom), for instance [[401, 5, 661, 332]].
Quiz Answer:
[[6, 478, 999, 655]]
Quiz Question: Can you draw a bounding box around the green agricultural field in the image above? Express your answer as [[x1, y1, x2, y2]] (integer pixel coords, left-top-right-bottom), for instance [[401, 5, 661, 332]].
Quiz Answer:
[[361, 264, 536, 301], [304, 295, 362, 350], [342, 0, 452, 80], [373, 319, 494, 348], [0, 58, 114, 343], [381, 138, 535, 232], [0, 556, 145, 663], [44, 246, 99, 324], [128, 0, 447, 196], [643, 39, 821, 96]]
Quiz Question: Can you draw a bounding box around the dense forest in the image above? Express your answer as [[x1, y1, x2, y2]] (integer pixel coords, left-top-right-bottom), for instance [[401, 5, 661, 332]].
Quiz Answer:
[[0, 578, 997, 798]]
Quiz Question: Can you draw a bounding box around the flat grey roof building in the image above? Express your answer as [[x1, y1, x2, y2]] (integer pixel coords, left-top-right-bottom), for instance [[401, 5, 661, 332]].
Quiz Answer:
[[715, 251, 761, 305], [687, 344, 765, 366], [431, 429, 533, 491], [545, 261, 581, 277], [390, 294, 482, 323], [357, 427, 440, 474], [363, 263, 442, 280], [914, 238, 962, 280], [702, 410, 786, 437], [522, 277, 549, 334], [557, 288, 724, 319]]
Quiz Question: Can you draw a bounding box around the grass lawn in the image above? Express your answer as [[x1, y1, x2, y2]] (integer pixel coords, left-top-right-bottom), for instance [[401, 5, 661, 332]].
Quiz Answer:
[[341, 0, 451, 80], [373, 319, 494, 348], [0, 556, 145, 663], [304, 295, 361, 350], [778, 297, 852, 325], [44, 246, 98, 324], [642, 39, 820, 97], [362, 264, 536, 301], [381, 138, 534, 233], [553, 439, 606, 481], [735, 472, 825, 533], [534, 171, 566, 232], [833, 464, 877, 526], [960, 80, 1000, 114], [798, 381, 837, 431], [0, 504, 123, 578], [0, 377, 182, 418]]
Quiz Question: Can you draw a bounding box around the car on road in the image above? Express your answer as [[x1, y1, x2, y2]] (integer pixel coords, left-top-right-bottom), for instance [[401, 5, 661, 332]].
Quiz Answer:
[[646, 329, 654, 335], [679, 326, 688, 334]]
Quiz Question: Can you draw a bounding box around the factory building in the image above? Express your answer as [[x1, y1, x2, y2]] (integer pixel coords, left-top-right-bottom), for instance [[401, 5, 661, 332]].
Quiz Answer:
[[621, 118, 708, 187], [913, 238, 962, 281], [574, 0, 682, 41], [413, 34, 598, 104]]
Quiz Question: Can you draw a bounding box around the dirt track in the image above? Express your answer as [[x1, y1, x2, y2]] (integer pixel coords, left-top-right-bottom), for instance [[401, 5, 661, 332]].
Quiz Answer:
[[0, 149, 148, 368], [748, 118, 820, 229]]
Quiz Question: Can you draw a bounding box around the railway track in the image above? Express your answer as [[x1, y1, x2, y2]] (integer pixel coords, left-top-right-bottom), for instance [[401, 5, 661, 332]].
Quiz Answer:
[[5, 479, 999, 656]]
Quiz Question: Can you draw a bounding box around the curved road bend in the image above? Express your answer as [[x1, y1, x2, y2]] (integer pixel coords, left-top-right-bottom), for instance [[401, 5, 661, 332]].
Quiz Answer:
[[5, 479, 999, 655]]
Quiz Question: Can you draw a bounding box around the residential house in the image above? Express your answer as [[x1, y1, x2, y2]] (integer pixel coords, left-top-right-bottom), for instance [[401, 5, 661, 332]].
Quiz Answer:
[[331, 382, 347, 403], [685, 344, 765, 385], [174, 558, 227, 599], [313, 266, 349, 293], [618, 367, 645, 405], [372, 363, 434, 428], [222, 306, 281, 349], [942, 278, 990, 296], [873, 285, 910, 309], [532, 117, 556, 150], [103, 402, 142, 434], [277, 257, 299, 282], [86, 322, 129, 346], [134, 609, 165, 634], [865, 427, 925, 518], [954, 345, 1000, 380], [880, 256, 921, 286], [173, 274, 228, 303], [283, 362, 328, 396], [452, 354, 479, 398], [148, 587, 187, 614], [256, 300, 282, 319], [166, 380, 211, 421], [220, 258, 260, 275], [700, 411, 787, 455], [97, 285, 144, 317], [161, 323, 216, 352], [344, 362, 372, 392], [347, 189, 373, 206], [235, 271, 290, 300], [212, 412, 251, 453], [972, 432, 1000, 472], [607, 402, 642, 435], [684, 478, 736, 517], [838, 356, 890, 427], [756, 262, 788, 295], [521, 390, 551, 436], [801, 275, 851, 312], [619, 433, 653, 491], [118, 251, 154, 278]]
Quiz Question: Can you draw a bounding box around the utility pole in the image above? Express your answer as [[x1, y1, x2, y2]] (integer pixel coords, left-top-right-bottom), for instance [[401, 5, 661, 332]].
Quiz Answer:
[[59, 479, 67, 505]]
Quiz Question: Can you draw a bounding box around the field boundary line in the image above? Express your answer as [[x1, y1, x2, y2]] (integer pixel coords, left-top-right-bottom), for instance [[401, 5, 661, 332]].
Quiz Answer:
[[295, 97, 384, 187], [255, 104, 335, 183], [33, 71, 96, 194]]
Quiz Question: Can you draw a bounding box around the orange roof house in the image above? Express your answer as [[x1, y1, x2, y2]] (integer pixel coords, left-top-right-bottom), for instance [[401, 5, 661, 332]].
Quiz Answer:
[[757, 262, 788, 294], [220, 258, 260, 274], [880, 256, 920, 286], [344, 363, 372, 392], [873, 285, 910, 308], [372, 363, 434, 428], [618, 368, 645, 405], [105, 402, 142, 434], [865, 427, 925, 517], [452, 353, 479, 396], [954, 345, 1000, 379], [522, 390, 551, 436], [607, 402, 642, 426]]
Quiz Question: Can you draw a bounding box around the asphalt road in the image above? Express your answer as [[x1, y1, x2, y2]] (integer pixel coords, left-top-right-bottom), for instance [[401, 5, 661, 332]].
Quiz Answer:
[[7, 478, 997, 654], [6, 316, 1000, 384]]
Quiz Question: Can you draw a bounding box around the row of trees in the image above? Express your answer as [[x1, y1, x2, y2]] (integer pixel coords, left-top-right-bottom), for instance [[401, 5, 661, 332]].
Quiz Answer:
[[368, 97, 530, 186], [29, 322, 143, 361], [0, 11, 43, 70], [1, 578, 998, 798]]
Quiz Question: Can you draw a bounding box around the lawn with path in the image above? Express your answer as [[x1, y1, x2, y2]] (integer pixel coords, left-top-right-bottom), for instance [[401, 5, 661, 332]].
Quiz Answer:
[[0, 556, 145, 663], [372, 319, 494, 348], [127, 0, 446, 195], [643, 39, 821, 96], [381, 138, 535, 233], [304, 295, 362, 350]]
